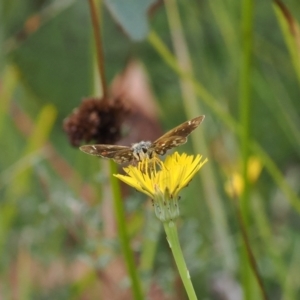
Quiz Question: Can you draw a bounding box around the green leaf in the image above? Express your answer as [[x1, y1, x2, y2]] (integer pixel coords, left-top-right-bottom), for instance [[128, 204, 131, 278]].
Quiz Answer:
[[104, 0, 156, 41], [9, 1, 92, 116]]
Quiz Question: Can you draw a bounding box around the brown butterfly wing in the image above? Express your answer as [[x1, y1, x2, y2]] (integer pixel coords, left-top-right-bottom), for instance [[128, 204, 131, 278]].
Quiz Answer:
[[154, 115, 205, 142], [151, 115, 205, 155], [153, 136, 188, 156], [111, 148, 135, 164], [80, 145, 130, 157], [80, 145, 134, 163]]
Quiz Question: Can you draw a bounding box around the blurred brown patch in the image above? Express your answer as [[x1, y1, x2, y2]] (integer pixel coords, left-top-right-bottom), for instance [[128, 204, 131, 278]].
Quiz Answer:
[[8, 249, 132, 300], [111, 60, 162, 145]]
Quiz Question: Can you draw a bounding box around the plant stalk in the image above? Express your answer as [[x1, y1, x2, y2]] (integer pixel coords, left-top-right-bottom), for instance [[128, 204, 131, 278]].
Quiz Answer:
[[163, 221, 198, 300]]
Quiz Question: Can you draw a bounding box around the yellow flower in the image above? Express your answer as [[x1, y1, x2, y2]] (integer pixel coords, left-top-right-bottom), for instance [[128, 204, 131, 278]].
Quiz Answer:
[[114, 152, 208, 222], [225, 156, 263, 198]]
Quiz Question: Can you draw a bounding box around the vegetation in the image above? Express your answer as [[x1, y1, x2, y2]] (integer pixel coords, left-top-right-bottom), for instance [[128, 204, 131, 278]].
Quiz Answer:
[[1, 0, 300, 299]]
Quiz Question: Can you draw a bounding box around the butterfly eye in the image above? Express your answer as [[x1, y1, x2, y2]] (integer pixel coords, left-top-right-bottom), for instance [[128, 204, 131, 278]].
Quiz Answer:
[[142, 148, 148, 154]]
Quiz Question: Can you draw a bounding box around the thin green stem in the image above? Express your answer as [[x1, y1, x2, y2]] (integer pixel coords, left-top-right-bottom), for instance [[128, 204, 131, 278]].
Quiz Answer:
[[163, 221, 198, 300], [87, 0, 108, 98], [233, 194, 269, 300], [0, 65, 17, 135], [252, 192, 296, 299], [109, 161, 144, 300], [239, 0, 254, 220], [239, 0, 254, 297]]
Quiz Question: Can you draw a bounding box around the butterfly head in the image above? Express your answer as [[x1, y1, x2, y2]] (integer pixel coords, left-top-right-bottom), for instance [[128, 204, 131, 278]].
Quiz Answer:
[[131, 141, 153, 161]]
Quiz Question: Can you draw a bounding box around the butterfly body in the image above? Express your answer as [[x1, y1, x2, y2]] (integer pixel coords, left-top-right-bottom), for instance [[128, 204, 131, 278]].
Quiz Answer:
[[131, 141, 153, 161], [80, 115, 205, 164]]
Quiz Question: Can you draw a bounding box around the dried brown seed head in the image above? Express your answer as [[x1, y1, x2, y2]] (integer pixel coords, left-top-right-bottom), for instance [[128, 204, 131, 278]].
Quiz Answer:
[[63, 96, 130, 147]]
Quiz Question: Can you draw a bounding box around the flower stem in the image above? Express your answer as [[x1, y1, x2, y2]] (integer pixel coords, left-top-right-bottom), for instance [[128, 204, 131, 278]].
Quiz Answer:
[[163, 221, 198, 300], [87, 0, 108, 98]]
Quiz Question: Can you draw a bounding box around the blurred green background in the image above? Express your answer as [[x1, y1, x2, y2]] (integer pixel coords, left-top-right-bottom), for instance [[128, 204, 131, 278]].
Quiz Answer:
[[1, 0, 300, 299]]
